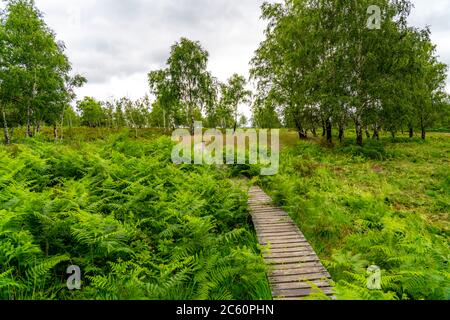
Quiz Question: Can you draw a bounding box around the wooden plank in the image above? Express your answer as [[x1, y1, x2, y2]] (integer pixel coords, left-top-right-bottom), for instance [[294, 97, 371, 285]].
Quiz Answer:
[[258, 230, 301, 237], [251, 211, 287, 215], [270, 266, 329, 277], [258, 228, 301, 234], [256, 225, 294, 231], [252, 214, 288, 219], [264, 251, 315, 259], [272, 280, 331, 291], [259, 232, 303, 239], [266, 242, 312, 249], [249, 205, 283, 209], [265, 255, 320, 265], [260, 238, 308, 245], [251, 213, 288, 218], [270, 273, 330, 284], [253, 220, 292, 226], [260, 237, 307, 245], [256, 224, 299, 230], [273, 287, 334, 298], [260, 234, 305, 240], [268, 261, 325, 271], [254, 221, 297, 227], [252, 218, 291, 223], [265, 246, 313, 254], [249, 206, 285, 211], [247, 185, 333, 300]]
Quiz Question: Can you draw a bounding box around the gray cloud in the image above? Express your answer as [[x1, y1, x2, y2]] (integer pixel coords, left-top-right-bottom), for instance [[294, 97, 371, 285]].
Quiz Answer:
[[29, 0, 267, 100], [4, 0, 449, 100]]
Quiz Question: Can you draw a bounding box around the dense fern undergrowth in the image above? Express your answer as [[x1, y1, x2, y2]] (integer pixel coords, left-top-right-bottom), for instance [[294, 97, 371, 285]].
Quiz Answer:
[[257, 133, 449, 300], [0, 132, 271, 300]]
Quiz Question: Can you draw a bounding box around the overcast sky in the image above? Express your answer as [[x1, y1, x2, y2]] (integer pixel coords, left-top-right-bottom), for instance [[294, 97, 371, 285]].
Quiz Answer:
[[20, 0, 450, 105]]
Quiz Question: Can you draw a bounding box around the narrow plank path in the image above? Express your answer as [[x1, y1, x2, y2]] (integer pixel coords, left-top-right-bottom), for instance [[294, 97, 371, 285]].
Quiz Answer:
[[248, 185, 334, 300]]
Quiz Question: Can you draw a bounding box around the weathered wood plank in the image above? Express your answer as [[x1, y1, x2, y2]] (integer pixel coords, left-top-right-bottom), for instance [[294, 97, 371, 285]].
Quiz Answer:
[[265, 255, 320, 265], [268, 261, 325, 270], [256, 227, 300, 234], [260, 238, 308, 245], [254, 221, 297, 228], [264, 250, 315, 259], [272, 281, 331, 291], [269, 266, 329, 277], [270, 273, 330, 284], [272, 287, 334, 298], [248, 185, 333, 300], [265, 246, 313, 253], [265, 242, 312, 249], [259, 232, 303, 238]]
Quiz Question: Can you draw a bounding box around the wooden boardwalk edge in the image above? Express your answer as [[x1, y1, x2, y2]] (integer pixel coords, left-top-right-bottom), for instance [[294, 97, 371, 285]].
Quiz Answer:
[[248, 185, 334, 300]]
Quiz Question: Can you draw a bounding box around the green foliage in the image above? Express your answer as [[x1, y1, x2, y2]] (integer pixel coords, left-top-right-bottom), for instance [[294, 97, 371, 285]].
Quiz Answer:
[[259, 133, 450, 300], [250, 0, 448, 145], [77, 97, 105, 128], [340, 139, 391, 161], [0, 0, 81, 143], [0, 135, 270, 300], [148, 38, 217, 134]]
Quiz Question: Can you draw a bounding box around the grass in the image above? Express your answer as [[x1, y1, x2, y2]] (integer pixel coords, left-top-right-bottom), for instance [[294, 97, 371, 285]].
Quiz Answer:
[[256, 130, 449, 300]]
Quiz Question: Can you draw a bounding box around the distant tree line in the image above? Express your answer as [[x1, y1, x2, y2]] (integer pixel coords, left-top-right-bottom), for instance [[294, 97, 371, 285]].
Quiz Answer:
[[68, 38, 253, 135], [250, 0, 450, 144], [0, 0, 86, 144], [1, 4, 253, 145], [1, 0, 449, 146]]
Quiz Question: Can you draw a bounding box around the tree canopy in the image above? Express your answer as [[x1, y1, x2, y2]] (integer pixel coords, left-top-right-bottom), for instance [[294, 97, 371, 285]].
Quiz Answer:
[[250, 0, 449, 144]]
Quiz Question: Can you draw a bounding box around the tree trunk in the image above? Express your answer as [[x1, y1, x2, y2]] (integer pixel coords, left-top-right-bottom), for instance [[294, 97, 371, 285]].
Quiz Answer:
[[295, 116, 307, 140], [338, 125, 345, 143], [298, 130, 307, 140], [190, 116, 195, 136], [312, 127, 317, 137], [53, 124, 58, 143], [355, 117, 363, 146], [2, 104, 11, 145], [322, 121, 326, 137], [409, 126, 414, 138], [365, 126, 371, 139], [163, 109, 166, 131], [60, 112, 65, 142], [326, 118, 333, 144], [234, 109, 238, 133], [26, 106, 32, 138], [419, 115, 426, 140], [372, 125, 379, 140]]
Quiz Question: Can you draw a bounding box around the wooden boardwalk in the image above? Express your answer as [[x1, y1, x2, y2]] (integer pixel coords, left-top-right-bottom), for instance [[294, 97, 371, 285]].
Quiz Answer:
[[248, 186, 334, 300]]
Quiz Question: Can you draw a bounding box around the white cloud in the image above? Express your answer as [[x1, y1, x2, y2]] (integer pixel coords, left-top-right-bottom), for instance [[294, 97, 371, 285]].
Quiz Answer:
[[32, 0, 267, 103], [4, 0, 450, 106]]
